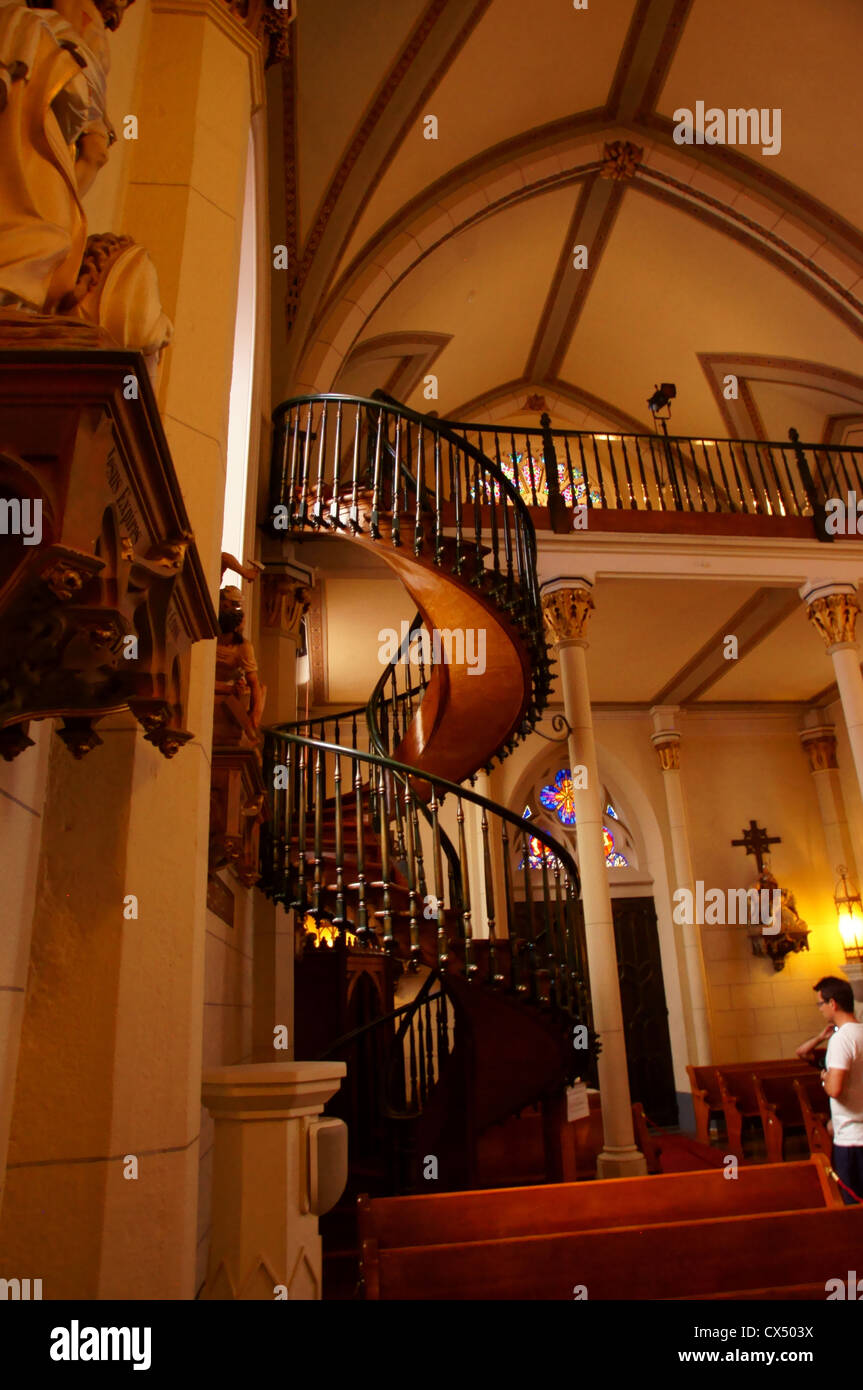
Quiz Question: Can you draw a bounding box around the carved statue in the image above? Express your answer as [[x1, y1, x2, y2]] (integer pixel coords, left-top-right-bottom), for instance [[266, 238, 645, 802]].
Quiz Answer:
[[215, 553, 265, 743], [0, 0, 171, 365]]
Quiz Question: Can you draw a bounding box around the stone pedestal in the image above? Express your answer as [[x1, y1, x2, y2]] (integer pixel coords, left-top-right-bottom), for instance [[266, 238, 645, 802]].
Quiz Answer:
[[201, 1061, 346, 1300]]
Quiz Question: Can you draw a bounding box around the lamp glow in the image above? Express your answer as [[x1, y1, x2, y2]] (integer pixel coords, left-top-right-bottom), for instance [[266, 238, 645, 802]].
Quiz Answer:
[[834, 866, 863, 961]]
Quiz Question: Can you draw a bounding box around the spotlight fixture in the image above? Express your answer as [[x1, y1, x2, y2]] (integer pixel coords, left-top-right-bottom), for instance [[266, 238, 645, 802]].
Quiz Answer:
[[647, 382, 677, 416]]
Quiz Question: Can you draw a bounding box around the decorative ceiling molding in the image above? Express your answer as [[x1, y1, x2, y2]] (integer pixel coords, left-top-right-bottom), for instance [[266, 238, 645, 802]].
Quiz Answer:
[[295, 137, 863, 396], [651, 587, 802, 706], [698, 353, 863, 441], [444, 378, 647, 436], [279, 0, 492, 384], [607, 0, 694, 122], [525, 172, 626, 381]]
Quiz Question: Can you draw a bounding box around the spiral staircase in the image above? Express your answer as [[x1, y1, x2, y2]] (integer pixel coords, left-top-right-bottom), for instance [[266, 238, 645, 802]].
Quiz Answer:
[[258, 391, 597, 1288]]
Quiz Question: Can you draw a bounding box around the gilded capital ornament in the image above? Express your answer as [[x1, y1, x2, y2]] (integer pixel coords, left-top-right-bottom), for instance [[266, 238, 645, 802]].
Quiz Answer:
[[652, 736, 680, 772], [805, 591, 859, 648], [800, 728, 838, 773], [542, 585, 594, 646]]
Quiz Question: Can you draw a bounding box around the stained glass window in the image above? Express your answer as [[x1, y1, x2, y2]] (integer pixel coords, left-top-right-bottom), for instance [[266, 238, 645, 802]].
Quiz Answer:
[[474, 452, 602, 509], [518, 805, 561, 870], [527, 772, 630, 869], [540, 769, 577, 825]]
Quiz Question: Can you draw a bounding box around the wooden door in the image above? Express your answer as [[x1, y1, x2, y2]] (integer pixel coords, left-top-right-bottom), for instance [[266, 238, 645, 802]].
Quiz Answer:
[[612, 896, 678, 1126]]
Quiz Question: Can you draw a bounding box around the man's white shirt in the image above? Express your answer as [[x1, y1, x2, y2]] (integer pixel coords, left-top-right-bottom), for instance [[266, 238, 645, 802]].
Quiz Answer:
[[826, 1021, 863, 1145]]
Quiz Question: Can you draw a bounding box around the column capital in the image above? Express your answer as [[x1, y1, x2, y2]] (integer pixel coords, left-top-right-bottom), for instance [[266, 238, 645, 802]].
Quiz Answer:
[[799, 580, 859, 650], [541, 578, 595, 646], [650, 705, 681, 737], [650, 731, 681, 771], [800, 725, 839, 772]]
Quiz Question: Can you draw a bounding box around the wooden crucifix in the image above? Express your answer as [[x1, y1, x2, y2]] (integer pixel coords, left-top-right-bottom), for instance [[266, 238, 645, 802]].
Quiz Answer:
[[731, 820, 781, 874]]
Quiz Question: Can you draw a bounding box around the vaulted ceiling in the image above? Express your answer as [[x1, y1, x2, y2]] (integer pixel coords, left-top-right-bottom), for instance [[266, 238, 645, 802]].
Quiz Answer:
[[270, 0, 863, 443]]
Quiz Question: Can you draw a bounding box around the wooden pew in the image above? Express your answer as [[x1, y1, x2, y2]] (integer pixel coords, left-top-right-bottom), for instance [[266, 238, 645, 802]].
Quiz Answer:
[[363, 1205, 863, 1301], [359, 1154, 840, 1256], [795, 1076, 832, 1158], [687, 1058, 816, 1145], [754, 1070, 830, 1163], [631, 1102, 662, 1173], [717, 1064, 816, 1158]]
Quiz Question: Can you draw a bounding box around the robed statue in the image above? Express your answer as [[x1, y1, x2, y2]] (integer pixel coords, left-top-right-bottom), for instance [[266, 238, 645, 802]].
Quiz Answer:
[[0, 0, 171, 364]]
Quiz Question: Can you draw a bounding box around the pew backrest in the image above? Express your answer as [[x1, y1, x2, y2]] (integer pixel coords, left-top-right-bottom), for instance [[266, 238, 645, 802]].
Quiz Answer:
[[358, 1155, 840, 1254], [364, 1205, 863, 1301]]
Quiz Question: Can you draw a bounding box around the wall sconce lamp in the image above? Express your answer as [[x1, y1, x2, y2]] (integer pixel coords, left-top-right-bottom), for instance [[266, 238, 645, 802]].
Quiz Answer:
[[835, 866, 863, 962]]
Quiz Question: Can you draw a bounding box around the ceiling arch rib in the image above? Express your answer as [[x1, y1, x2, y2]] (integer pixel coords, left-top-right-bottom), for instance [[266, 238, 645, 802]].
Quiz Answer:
[[276, 0, 493, 393], [698, 354, 863, 444], [444, 379, 647, 436], [296, 130, 863, 398]]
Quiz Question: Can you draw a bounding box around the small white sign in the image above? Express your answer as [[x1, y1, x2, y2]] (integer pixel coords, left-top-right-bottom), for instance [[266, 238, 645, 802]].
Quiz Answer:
[[566, 1081, 590, 1122]]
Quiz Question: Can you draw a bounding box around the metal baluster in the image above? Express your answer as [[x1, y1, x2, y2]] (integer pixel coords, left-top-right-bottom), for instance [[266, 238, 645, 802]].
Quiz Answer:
[[433, 432, 444, 566], [412, 799, 428, 905], [592, 434, 608, 507], [348, 404, 362, 531], [376, 767, 394, 951], [296, 739, 307, 909], [424, 995, 435, 1093], [619, 434, 637, 508], [312, 400, 328, 523], [429, 794, 449, 967], [675, 440, 695, 509], [562, 435, 577, 507], [481, 807, 502, 986], [685, 438, 708, 510], [712, 439, 735, 511], [391, 413, 402, 547], [452, 442, 464, 575], [416, 1007, 427, 1105], [631, 434, 650, 510], [472, 455, 483, 584], [369, 407, 384, 539], [328, 399, 343, 521], [286, 408, 301, 519], [645, 434, 666, 510], [354, 758, 368, 942], [494, 432, 515, 601], [281, 740, 293, 901], [403, 781, 421, 968], [538, 847, 555, 1006], [552, 860, 570, 1010], [414, 422, 426, 556], [313, 745, 324, 916], [298, 406, 314, 527], [729, 440, 752, 512], [501, 823, 519, 992], [739, 440, 766, 514], [521, 830, 538, 1002], [699, 442, 722, 511], [456, 799, 475, 978], [605, 437, 623, 508], [332, 741, 345, 928], [407, 1020, 419, 1110]]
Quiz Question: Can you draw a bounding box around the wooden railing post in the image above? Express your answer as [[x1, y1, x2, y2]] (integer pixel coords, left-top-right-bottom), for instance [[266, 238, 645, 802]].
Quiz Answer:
[[540, 412, 570, 533]]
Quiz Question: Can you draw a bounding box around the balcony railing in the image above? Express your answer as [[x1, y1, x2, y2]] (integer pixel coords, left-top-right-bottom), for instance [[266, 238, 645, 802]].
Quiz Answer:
[[433, 413, 863, 530]]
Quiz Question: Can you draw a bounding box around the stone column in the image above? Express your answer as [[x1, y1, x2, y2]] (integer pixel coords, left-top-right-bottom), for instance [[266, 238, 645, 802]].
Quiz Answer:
[[201, 1062, 346, 1300], [541, 578, 645, 1178], [799, 714, 858, 883], [650, 707, 711, 1065], [800, 582, 863, 804], [0, 0, 267, 1299]]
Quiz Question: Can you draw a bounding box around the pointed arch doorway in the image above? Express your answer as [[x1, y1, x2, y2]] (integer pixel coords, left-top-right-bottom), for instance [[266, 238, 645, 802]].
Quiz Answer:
[[517, 762, 678, 1127]]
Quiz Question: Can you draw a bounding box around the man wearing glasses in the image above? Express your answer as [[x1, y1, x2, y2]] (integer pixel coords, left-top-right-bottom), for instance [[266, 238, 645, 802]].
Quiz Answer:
[[797, 977, 863, 1204]]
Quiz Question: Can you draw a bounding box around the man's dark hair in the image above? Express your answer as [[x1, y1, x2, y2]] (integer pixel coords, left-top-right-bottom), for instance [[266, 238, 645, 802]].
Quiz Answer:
[[814, 976, 855, 1014]]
